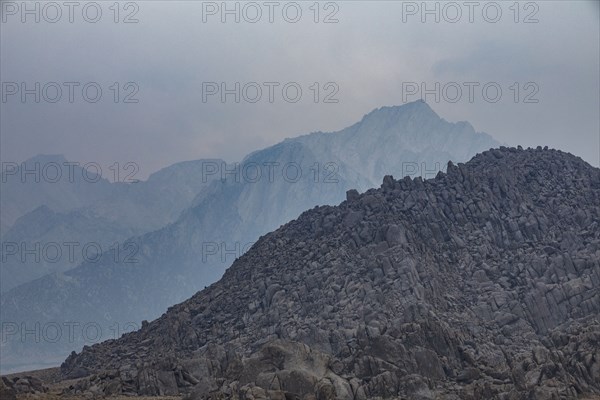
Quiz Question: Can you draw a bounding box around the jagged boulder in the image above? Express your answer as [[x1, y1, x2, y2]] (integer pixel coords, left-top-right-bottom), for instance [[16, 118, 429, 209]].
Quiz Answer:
[[10, 376, 48, 394], [0, 377, 17, 400]]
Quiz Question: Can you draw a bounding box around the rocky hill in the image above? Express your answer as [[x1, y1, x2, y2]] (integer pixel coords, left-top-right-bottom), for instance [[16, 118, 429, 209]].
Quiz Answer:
[[1, 101, 499, 373], [60, 147, 600, 399]]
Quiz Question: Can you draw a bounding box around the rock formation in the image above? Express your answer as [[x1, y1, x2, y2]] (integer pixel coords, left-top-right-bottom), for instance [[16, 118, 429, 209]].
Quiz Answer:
[[59, 146, 600, 399]]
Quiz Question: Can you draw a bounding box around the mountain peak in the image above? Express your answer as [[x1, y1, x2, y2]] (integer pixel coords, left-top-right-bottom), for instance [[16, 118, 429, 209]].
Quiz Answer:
[[362, 99, 437, 123], [23, 154, 68, 165]]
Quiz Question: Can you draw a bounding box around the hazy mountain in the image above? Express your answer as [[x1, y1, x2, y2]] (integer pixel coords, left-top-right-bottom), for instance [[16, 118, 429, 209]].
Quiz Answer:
[[0, 101, 500, 373], [1, 154, 225, 232], [61, 147, 600, 399], [1, 154, 112, 229], [290, 100, 497, 186], [0, 157, 224, 292], [0, 205, 137, 292]]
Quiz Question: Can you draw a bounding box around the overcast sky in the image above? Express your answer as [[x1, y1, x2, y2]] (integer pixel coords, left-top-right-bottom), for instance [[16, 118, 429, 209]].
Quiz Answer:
[[1, 0, 599, 179]]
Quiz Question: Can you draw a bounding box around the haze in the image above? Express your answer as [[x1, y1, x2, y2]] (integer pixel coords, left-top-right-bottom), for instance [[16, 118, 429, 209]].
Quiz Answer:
[[1, 0, 599, 178]]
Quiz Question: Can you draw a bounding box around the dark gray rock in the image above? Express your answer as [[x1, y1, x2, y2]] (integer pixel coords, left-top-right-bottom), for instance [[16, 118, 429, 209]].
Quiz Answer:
[[61, 148, 600, 399], [346, 189, 360, 202], [0, 377, 16, 400], [11, 376, 48, 394]]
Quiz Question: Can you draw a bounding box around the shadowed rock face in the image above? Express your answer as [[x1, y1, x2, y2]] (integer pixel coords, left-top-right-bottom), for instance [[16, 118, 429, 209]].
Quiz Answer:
[[61, 147, 600, 399]]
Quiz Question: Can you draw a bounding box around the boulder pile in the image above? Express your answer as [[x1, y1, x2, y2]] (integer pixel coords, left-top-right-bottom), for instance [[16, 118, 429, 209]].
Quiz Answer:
[[61, 147, 600, 399]]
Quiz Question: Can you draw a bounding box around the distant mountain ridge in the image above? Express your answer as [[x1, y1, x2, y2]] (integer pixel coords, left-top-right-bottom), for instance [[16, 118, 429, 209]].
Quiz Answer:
[[1, 154, 226, 230], [0, 101, 500, 373], [0, 156, 224, 291], [0, 205, 137, 292]]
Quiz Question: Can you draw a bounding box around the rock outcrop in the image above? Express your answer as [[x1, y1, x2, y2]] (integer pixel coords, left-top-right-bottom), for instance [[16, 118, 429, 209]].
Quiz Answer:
[[0, 377, 17, 400], [61, 147, 600, 399], [1, 375, 48, 396]]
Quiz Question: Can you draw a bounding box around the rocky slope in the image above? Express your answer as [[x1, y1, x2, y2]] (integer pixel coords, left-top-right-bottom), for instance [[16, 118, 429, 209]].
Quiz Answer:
[[60, 147, 600, 399], [0, 101, 499, 373]]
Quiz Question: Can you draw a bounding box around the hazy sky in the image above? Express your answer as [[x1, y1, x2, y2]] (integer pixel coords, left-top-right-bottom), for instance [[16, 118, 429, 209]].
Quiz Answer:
[[1, 0, 599, 179]]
